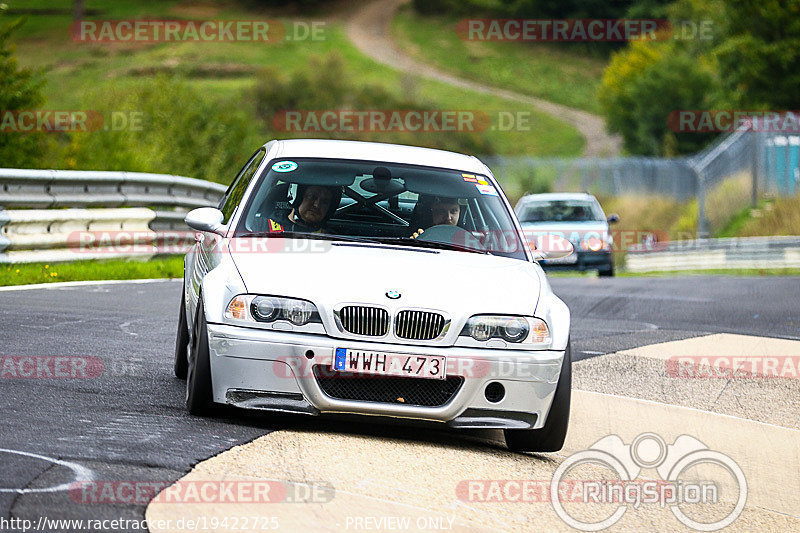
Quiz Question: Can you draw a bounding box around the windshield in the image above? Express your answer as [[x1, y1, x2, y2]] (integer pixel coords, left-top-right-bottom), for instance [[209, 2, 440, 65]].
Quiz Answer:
[[517, 199, 606, 223], [234, 158, 528, 260]]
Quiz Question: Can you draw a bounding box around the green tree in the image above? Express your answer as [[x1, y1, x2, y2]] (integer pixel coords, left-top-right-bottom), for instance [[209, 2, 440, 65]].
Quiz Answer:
[[599, 39, 662, 153], [0, 13, 48, 168], [599, 39, 717, 155], [66, 77, 258, 184], [713, 0, 800, 108], [252, 53, 495, 155]]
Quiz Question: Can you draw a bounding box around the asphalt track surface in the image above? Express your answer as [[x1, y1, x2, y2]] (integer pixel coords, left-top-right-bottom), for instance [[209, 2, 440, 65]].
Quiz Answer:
[[0, 276, 798, 531]]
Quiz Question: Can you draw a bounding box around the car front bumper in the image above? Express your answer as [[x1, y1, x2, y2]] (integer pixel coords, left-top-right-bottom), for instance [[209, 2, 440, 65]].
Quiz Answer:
[[206, 323, 565, 430], [542, 250, 612, 272]]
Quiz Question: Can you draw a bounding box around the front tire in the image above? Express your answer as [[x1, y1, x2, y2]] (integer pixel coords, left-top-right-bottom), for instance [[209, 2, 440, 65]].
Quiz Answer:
[[186, 298, 214, 415], [598, 264, 615, 277], [504, 341, 572, 452], [173, 293, 189, 379]]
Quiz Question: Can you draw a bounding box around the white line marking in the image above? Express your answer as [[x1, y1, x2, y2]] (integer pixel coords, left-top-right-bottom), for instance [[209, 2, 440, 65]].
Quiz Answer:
[[0, 448, 94, 494], [119, 322, 138, 336], [0, 278, 180, 292]]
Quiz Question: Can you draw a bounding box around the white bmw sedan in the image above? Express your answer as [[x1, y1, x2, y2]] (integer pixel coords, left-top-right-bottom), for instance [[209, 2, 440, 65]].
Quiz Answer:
[[175, 139, 572, 452]]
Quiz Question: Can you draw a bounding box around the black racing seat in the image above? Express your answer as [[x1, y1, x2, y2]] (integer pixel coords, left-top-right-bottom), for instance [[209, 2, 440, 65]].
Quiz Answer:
[[252, 182, 292, 232]]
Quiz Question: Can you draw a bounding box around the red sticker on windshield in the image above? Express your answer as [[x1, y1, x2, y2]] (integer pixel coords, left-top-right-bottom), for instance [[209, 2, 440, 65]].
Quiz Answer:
[[475, 184, 498, 196]]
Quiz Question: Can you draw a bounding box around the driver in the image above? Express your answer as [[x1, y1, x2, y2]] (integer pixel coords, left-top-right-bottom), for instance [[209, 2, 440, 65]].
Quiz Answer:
[[267, 184, 341, 233], [410, 195, 463, 238]]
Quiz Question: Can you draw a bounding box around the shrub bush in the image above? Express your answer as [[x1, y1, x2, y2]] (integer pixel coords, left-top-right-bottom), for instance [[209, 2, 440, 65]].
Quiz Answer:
[[65, 77, 260, 184], [0, 15, 51, 168], [253, 53, 495, 156]]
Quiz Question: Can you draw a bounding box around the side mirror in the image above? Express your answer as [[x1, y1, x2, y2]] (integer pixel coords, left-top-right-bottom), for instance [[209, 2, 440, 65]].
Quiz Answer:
[[607, 213, 620, 224], [529, 233, 574, 261], [185, 207, 226, 236]]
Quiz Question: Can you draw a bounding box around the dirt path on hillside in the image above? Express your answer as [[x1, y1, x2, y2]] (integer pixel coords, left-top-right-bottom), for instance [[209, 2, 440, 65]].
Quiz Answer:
[[345, 0, 622, 157]]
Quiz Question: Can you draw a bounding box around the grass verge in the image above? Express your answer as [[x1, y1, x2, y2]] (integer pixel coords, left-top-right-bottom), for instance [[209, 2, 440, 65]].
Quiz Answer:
[[391, 7, 607, 114], [722, 195, 800, 237], [544, 268, 800, 278], [618, 268, 800, 277], [2, 255, 795, 288], [0, 256, 183, 287], [12, 1, 584, 159]]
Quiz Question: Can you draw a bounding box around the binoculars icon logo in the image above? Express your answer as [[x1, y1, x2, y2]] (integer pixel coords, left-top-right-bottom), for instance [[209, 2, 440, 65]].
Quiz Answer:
[[551, 432, 747, 531]]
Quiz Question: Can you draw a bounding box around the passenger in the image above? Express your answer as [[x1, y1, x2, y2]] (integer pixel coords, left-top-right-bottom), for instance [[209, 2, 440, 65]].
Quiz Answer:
[[410, 195, 463, 238], [267, 184, 341, 233]]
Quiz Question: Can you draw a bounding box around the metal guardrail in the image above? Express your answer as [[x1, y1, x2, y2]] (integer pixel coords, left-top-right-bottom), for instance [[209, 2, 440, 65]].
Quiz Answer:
[[0, 208, 167, 264], [0, 168, 227, 263], [0, 168, 226, 211], [626, 236, 800, 272], [1, 168, 796, 270], [0, 168, 227, 214]]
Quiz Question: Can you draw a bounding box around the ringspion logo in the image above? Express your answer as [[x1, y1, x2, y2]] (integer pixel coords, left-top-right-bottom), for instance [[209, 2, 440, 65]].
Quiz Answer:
[[551, 433, 747, 531]]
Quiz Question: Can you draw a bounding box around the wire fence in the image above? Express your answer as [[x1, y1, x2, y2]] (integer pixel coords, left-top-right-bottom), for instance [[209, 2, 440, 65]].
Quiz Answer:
[[484, 120, 800, 237]]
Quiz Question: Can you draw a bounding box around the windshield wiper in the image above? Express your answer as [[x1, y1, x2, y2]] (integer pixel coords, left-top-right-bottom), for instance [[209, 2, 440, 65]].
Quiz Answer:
[[235, 232, 489, 253], [235, 232, 383, 245], [372, 236, 489, 255]]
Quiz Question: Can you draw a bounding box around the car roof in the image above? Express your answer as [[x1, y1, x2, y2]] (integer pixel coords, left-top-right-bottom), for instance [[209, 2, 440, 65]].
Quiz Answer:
[[266, 139, 487, 174], [517, 192, 599, 205]]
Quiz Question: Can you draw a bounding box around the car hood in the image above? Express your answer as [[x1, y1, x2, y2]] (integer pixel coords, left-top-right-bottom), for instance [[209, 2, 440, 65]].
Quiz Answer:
[[520, 221, 609, 243], [228, 240, 541, 316]]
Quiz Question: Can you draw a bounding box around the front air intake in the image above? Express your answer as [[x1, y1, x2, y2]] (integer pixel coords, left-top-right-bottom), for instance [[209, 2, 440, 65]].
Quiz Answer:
[[395, 310, 445, 340], [339, 306, 390, 336]]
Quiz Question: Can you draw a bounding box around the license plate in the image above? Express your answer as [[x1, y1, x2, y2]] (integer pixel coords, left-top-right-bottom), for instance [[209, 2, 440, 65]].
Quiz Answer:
[[332, 349, 446, 380], [543, 253, 577, 265]]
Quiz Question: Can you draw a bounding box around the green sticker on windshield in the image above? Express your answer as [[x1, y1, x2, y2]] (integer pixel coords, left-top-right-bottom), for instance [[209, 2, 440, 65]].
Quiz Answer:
[[272, 161, 297, 173]]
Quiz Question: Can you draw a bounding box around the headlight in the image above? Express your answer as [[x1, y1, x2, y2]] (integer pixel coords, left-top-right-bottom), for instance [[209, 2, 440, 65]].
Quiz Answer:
[[252, 297, 279, 322], [585, 237, 604, 251], [580, 233, 612, 252], [501, 317, 529, 342], [459, 315, 551, 346], [225, 295, 322, 327]]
